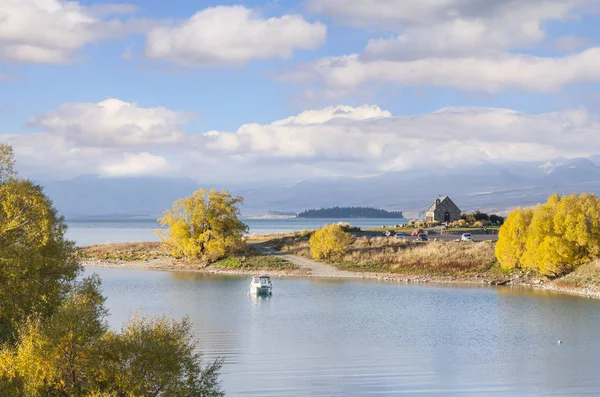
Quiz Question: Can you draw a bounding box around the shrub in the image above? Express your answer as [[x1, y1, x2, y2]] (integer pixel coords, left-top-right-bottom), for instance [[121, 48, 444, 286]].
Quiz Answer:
[[309, 224, 355, 261]]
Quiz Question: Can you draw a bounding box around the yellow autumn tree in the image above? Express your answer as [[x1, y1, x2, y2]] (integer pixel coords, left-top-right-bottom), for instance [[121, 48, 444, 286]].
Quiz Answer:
[[309, 224, 355, 261], [0, 148, 79, 344], [496, 193, 600, 277], [0, 276, 224, 397], [495, 207, 533, 270], [157, 188, 248, 262]]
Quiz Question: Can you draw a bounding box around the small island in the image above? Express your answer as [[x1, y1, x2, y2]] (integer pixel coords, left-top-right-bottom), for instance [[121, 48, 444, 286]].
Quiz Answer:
[[297, 206, 403, 219]]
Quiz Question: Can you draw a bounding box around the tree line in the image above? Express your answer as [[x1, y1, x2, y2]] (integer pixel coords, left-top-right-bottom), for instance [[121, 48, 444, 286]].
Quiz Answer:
[[297, 206, 404, 219]]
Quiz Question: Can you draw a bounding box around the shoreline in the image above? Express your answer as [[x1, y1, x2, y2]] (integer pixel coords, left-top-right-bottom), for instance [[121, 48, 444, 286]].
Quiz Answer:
[[81, 258, 600, 300]]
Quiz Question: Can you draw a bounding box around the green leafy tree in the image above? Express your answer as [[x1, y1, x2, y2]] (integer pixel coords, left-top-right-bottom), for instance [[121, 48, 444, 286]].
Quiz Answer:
[[157, 188, 248, 262], [99, 315, 224, 397], [0, 154, 78, 344], [1, 277, 224, 397], [309, 224, 355, 261], [0, 276, 107, 396], [0, 145, 224, 396]]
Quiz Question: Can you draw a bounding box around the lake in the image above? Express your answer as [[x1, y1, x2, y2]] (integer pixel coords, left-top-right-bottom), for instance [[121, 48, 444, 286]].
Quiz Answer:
[[90, 266, 600, 397], [66, 218, 407, 246]]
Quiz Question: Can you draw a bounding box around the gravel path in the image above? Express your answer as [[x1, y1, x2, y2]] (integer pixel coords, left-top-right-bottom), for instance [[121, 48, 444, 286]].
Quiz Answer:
[[251, 244, 361, 278]]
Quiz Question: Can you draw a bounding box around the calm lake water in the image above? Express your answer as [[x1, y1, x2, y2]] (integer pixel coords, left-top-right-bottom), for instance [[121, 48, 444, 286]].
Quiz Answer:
[[89, 267, 600, 397], [66, 218, 407, 246]]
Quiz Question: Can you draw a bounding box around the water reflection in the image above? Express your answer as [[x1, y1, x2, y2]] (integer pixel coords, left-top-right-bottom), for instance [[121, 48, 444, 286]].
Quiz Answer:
[[89, 267, 600, 397]]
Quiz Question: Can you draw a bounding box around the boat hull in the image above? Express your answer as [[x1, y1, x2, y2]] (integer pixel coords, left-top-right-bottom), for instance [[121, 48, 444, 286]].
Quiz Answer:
[[249, 285, 272, 295]]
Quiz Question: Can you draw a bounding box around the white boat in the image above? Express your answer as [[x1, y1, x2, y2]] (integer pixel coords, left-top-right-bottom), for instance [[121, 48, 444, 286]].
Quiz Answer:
[[249, 275, 273, 295]]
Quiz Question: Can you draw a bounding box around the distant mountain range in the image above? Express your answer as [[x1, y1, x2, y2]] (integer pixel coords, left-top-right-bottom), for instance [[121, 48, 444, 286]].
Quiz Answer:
[[38, 156, 600, 220]]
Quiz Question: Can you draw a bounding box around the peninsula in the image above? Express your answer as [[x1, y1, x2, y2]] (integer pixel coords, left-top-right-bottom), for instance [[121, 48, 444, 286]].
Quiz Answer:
[[297, 206, 403, 219]]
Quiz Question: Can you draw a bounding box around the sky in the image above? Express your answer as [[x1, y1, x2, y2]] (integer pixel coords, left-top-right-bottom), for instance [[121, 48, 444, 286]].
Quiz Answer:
[[1, 0, 600, 183]]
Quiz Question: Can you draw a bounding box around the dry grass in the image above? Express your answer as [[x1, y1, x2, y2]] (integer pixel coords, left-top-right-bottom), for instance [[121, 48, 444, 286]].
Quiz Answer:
[[78, 242, 298, 272], [265, 234, 499, 276], [341, 239, 497, 275], [77, 242, 168, 262], [555, 259, 600, 288]]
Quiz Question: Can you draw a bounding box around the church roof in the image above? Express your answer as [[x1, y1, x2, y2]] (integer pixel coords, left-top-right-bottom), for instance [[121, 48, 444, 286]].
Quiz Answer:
[[426, 196, 448, 212]]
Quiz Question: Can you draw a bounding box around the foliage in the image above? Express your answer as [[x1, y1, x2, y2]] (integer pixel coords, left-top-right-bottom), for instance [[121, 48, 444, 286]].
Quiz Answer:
[[0, 277, 224, 397], [0, 276, 108, 396], [0, 162, 79, 344], [0, 145, 224, 396], [496, 193, 600, 277], [99, 315, 224, 397], [489, 214, 505, 225], [336, 222, 361, 232], [495, 207, 533, 270], [297, 206, 403, 219], [309, 224, 355, 260], [157, 188, 248, 262], [461, 211, 505, 226]]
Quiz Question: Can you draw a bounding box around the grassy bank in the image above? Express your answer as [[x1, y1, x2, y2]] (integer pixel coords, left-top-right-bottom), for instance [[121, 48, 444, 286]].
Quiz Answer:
[[78, 242, 298, 272], [264, 234, 503, 276], [77, 242, 168, 261]]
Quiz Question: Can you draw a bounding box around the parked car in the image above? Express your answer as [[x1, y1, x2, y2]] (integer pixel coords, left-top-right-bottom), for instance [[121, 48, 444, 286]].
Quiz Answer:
[[461, 233, 473, 242], [395, 233, 406, 240], [411, 228, 424, 236], [416, 233, 428, 241], [384, 230, 396, 237]]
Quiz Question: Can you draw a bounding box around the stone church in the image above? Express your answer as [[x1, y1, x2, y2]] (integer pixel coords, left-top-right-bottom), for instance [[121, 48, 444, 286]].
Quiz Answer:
[[425, 196, 462, 223]]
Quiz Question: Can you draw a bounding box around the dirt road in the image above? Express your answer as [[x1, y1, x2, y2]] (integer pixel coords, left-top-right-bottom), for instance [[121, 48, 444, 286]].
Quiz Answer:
[[251, 244, 361, 278]]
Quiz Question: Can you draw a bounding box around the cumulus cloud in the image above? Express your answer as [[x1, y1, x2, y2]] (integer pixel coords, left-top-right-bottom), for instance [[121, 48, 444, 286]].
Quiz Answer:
[[306, 0, 583, 30], [297, 0, 599, 95], [6, 102, 600, 181], [0, 0, 152, 63], [282, 48, 600, 94], [204, 105, 600, 173], [28, 98, 192, 147], [145, 5, 326, 67]]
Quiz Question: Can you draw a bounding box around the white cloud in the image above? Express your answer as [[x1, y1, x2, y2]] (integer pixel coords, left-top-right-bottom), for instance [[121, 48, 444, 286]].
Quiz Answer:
[[28, 98, 191, 147], [306, 0, 583, 30], [283, 48, 600, 94], [6, 102, 600, 182], [100, 152, 169, 176], [145, 5, 326, 67], [360, 0, 581, 61], [204, 105, 600, 174], [299, 0, 599, 94], [0, 0, 151, 63]]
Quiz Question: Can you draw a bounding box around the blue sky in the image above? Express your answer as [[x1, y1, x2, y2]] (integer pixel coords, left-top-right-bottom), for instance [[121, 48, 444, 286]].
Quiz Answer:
[[1, 0, 600, 182]]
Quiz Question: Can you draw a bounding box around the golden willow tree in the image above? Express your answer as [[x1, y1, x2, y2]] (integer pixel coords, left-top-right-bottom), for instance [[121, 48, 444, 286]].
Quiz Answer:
[[157, 188, 248, 262], [309, 224, 355, 261], [0, 145, 79, 343], [0, 145, 224, 396], [496, 193, 600, 277]]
